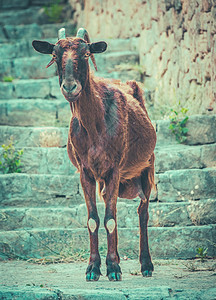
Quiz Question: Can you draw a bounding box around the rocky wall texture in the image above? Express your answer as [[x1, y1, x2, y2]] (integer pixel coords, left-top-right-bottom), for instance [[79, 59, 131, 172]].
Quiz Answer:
[[69, 0, 216, 115]]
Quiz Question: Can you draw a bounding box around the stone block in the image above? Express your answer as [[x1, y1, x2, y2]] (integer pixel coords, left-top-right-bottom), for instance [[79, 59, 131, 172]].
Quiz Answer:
[[186, 115, 216, 145], [139, 24, 158, 55], [201, 144, 216, 167], [41, 23, 76, 39], [12, 56, 56, 80], [196, 32, 209, 54], [14, 79, 51, 99], [14, 147, 75, 175], [3, 24, 42, 40], [46, 147, 76, 175], [0, 126, 68, 148], [0, 287, 58, 300], [0, 174, 84, 208], [156, 115, 216, 146], [0, 82, 14, 100], [104, 38, 136, 53], [0, 99, 58, 126], [50, 76, 64, 99], [155, 145, 203, 173], [157, 168, 216, 202], [155, 119, 177, 146], [0, 0, 30, 9], [187, 199, 216, 225], [102, 51, 139, 72], [202, 0, 212, 12], [0, 60, 12, 80]]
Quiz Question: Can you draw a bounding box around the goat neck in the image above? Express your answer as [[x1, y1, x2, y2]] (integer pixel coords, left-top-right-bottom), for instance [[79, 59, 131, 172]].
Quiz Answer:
[[74, 76, 104, 140]]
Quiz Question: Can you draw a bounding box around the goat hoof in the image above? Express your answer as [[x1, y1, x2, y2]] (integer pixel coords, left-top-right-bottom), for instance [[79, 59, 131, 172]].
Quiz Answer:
[[86, 271, 100, 281], [141, 260, 154, 277], [108, 272, 122, 281], [107, 262, 122, 281], [142, 270, 152, 277], [86, 263, 101, 281]]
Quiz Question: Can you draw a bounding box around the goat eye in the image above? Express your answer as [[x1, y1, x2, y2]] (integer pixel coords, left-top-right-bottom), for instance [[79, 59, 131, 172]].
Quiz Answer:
[[84, 52, 90, 58]]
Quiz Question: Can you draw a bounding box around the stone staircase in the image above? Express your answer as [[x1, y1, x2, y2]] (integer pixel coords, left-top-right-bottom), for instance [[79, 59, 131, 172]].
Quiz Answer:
[[0, 2, 215, 262]]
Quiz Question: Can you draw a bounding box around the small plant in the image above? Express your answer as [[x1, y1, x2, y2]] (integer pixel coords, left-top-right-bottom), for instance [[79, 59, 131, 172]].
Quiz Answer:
[[0, 139, 24, 174], [169, 102, 189, 143], [196, 247, 208, 262], [2, 76, 14, 82], [44, 0, 63, 23]]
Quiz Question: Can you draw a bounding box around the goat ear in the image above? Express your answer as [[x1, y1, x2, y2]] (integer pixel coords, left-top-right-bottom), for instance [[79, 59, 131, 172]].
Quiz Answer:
[[32, 40, 54, 54], [89, 42, 107, 54]]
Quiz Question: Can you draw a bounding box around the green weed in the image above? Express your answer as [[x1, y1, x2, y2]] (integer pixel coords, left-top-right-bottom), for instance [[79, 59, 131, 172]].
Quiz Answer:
[[0, 139, 24, 174], [44, 0, 63, 23], [2, 76, 14, 82], [196, 247, 208, 262], [169, 102, 189, 143]]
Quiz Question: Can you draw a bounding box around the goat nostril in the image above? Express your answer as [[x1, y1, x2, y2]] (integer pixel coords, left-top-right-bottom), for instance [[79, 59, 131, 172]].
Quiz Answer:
[[71, 83, 77, 92], [63, 83, 77, 93], [63, 84, 68, 92]]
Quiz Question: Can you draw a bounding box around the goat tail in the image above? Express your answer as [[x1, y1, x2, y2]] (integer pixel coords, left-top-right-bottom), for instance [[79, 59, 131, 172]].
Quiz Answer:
[[126, 80, 145, 108], [98, 181, 104, 202], [148, 153, 156, 191]]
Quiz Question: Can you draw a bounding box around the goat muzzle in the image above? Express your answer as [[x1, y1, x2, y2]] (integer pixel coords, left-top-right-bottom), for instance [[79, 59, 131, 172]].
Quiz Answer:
[[61, 80, 82, 103]]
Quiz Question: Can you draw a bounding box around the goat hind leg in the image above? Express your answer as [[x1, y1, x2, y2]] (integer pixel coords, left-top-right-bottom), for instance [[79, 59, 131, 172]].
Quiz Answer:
[[138, 169, 154, 277]]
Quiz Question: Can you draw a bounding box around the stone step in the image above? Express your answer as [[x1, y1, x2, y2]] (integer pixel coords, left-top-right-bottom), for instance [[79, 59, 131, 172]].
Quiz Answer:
[[0, 115, 215, 146], [0, 286, 175, 300], [0, 23, 76, 43], [0, 225, 215, 260], [156, 114, 216, 146], [1, 286, 215, 300], [0, 78, 56, 100], [0, 56, 57, 80], [0, 200, 215, 231], [0, 144, 215, 175], [0, 126, 69, 148], [0, 51, 139, 81], [0, 173, 83, 208], [0, 169, 215, 207], [0, 7, 46, 27], [155, 143, 216, 173], [0, 36, 138, 59], [0, 99, 71, 127], [157, 168, 216, 202]]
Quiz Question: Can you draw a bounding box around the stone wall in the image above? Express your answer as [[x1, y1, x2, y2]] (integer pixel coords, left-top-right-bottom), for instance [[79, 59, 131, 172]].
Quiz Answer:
[[69, 0, 216, 115]]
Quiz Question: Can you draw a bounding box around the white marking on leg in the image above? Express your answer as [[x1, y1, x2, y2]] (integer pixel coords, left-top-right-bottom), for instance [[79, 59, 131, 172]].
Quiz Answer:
[[106, 219, 116, 234], [88, 218, 97, 233]]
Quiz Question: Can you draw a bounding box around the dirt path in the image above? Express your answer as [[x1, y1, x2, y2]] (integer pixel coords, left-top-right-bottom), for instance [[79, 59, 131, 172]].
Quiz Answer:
[[0, 258, 215, 299]]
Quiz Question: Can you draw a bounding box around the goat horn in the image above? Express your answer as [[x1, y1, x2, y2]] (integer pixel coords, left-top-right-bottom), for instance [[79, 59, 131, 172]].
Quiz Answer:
[[58, 28, 66, 40], [76, 28, 98, 71]]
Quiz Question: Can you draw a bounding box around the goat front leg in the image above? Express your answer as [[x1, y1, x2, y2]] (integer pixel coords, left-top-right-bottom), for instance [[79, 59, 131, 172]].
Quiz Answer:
[[103, 169, 122, 281], [80, 167, 101, 281]]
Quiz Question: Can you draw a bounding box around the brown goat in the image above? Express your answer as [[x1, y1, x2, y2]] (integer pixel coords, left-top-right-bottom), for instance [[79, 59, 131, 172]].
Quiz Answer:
[[32, 28, 156, 281]]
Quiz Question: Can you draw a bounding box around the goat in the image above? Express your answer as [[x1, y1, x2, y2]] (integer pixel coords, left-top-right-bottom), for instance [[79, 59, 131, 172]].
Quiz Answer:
[[32, 28, 156, 281]]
